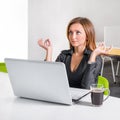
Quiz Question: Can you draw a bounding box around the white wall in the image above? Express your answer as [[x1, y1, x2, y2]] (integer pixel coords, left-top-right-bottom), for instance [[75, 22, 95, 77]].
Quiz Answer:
[[29, 0, 120, 61], [0, 0, 120, 62], [104, 26, 120, 47], [0, 0, 28, 62]]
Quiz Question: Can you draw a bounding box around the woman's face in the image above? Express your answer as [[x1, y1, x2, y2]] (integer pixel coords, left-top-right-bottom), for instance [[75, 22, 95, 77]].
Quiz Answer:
[[68, 23, 86, 47]]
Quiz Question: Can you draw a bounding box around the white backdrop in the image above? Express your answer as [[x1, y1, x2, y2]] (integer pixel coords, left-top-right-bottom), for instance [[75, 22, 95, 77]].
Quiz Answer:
[[1, 0, 120, 62], [29, 0, 120, 61], [0, 0, 28, 62]]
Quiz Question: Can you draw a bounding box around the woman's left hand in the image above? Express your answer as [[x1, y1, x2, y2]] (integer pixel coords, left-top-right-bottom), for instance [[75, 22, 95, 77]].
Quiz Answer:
[[93, 42, 112, 56]]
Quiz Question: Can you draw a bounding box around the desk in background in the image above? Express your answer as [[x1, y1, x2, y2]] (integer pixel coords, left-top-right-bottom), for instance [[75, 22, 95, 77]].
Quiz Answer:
[[108, 48, 120, 56], [0, 72, 120, 120]]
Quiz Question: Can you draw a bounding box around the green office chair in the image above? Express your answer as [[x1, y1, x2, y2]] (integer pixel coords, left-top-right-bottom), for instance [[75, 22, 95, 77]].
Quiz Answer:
[[98, 76, 109, 95], [0, 62, 7, 73]]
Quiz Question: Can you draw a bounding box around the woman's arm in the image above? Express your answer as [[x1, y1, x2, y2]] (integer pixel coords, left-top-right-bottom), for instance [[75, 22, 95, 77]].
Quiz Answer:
[[81, 56, 102, 89], [81, 43, 112, 89]]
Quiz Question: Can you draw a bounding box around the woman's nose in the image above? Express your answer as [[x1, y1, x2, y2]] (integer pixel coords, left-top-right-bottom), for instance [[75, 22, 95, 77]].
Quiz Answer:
[[72, 33, 76, 39]]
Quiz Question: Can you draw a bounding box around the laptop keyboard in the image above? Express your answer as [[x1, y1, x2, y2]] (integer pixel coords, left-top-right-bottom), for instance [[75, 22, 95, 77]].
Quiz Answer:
[[70, 87, 90, 100]]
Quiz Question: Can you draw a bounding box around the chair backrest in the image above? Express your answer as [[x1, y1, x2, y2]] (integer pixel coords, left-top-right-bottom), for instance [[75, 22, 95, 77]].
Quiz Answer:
[[98, 76, 109, 95], [0, 63, 7, 73]]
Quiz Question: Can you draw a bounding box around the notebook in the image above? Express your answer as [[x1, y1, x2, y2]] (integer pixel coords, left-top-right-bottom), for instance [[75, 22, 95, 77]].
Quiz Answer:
[[5, 58, 90, 105]]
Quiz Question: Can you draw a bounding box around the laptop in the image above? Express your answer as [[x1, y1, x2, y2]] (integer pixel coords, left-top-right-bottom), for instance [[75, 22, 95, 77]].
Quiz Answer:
[[5, 58, 90, 105]]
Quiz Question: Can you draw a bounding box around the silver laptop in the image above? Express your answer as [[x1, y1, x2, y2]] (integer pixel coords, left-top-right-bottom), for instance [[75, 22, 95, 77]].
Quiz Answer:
[[5, 58, 90, 105]]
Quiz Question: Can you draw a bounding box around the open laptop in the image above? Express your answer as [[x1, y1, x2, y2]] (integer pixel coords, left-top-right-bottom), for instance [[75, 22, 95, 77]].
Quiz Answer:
[[5, 58, 90, 105]]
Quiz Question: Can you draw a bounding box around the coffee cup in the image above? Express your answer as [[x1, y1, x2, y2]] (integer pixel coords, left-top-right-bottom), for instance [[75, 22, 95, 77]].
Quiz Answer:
[[90, 84, 110, 106]]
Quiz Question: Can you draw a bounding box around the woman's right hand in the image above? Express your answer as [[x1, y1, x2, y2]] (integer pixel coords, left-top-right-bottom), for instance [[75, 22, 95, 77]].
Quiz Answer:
[[38, 38, 52, 51], [38, 38, 52, 61]]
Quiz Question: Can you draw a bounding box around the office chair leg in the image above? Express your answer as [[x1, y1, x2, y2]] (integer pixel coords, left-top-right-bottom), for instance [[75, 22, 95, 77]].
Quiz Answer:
[[110, 58, 116, 83], [101, 57, 104, 76], [101, 56, 116, 83], [116, 61, 120, 76]]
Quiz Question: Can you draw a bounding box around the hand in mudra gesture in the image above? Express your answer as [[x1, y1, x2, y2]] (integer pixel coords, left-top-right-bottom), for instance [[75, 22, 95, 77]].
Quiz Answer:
[[94, 42, 112, 56], [38, 39, 52, 51]]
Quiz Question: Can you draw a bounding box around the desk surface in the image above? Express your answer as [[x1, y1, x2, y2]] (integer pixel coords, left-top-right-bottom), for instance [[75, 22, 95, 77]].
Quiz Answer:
[[108, 48, 120, 56], [0, 72, 120, 120]]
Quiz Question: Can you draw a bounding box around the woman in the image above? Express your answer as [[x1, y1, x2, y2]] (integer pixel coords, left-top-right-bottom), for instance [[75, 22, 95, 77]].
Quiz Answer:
[[38, 17, 111, 89]]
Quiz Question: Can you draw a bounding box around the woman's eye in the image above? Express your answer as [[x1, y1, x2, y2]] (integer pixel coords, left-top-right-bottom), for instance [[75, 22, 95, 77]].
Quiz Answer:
[[68, 31, 73, 35], [76, 31, 81, 34]]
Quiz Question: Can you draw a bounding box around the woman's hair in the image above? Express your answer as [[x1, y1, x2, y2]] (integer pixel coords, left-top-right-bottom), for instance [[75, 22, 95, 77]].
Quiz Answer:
[[66, 17, 96, 51]]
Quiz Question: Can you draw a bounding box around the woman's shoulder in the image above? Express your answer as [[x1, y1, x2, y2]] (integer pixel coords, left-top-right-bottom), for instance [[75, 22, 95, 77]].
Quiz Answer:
[[56, 49, 73, 62], [61, 49, 73, 55]]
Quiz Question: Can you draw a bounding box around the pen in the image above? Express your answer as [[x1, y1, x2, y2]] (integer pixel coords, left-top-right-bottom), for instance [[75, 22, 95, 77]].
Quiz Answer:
[[72, 90, 91, 103]]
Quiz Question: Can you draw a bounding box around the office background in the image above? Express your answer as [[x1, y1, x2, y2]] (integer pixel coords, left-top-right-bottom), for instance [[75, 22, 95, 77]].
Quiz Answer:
[[0, 0, 120, 61], [29, 0, 120, 61]]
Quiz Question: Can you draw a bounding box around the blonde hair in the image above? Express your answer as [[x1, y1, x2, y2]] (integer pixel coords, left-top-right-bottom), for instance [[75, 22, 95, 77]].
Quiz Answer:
[[66, 17, 96, 51]]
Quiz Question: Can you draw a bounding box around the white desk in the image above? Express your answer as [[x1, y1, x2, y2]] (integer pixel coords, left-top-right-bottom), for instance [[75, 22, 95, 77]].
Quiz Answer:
[[0, 72, 120, 120]]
